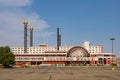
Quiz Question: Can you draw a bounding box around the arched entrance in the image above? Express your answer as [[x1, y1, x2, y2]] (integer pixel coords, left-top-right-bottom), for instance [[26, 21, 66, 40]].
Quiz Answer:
[[66, 46, 89, 65]]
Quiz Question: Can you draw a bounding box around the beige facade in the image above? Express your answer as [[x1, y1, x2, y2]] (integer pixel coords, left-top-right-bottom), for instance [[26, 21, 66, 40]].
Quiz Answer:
[[12, 41, 116, 66]]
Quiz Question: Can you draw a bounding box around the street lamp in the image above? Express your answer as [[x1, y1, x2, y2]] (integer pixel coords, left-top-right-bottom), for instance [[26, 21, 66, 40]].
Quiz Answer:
[[110, 38, 115, 68]]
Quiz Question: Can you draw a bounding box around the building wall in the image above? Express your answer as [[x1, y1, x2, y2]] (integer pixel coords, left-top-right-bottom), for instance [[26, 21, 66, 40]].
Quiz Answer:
[[12, 41, 103, 54], [12, 45, 72, 54], [12, 41, 116, 66]]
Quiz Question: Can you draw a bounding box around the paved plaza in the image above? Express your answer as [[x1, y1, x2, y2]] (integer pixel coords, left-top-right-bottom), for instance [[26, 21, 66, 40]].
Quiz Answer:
[[0, 66, 120, 80]]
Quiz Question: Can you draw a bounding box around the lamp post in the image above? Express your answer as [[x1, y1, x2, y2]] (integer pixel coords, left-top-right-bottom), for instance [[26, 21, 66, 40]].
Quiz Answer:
[[110, 38, 115, 68]]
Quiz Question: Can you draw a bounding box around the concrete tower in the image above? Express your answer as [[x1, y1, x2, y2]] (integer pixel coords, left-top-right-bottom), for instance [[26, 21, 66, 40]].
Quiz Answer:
[[29, 26, 33, 47], [23, 20, 28, 53]]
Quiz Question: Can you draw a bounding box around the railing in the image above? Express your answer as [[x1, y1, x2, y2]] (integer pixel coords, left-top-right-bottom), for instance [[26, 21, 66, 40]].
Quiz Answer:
[[15, 57, 101, 61]]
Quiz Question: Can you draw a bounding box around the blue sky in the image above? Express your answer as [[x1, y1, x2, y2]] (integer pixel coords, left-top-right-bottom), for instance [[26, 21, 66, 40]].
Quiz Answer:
[[0, 0, 120, 57]]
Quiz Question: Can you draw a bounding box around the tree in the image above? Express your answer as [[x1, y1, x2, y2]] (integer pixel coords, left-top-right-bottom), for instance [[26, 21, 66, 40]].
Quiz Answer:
[[0, 46, 15, 68]]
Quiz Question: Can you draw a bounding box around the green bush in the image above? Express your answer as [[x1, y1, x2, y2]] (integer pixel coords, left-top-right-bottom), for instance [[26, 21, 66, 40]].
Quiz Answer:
[[0, 46, 15, 68], [110, 63, 117, 66], [97, 64, 103, 66]]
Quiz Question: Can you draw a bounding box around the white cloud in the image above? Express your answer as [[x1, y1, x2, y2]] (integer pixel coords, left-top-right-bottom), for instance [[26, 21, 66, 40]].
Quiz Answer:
[[0, 0, 51, 46], [0, 0, 33, 7]]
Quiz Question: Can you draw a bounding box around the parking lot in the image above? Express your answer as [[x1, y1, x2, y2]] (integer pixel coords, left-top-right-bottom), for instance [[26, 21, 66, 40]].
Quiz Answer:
[[0, 66, 120, 80]]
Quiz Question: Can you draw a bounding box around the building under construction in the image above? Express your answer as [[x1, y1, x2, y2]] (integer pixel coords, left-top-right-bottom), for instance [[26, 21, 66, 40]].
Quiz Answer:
[[11, 20, 116, 67]]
